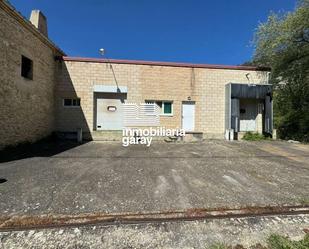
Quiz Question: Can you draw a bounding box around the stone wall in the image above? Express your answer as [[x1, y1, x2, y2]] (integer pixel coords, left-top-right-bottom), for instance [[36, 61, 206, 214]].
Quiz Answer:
[[56, 59, 269, 139], [0, 2, 61, 149]]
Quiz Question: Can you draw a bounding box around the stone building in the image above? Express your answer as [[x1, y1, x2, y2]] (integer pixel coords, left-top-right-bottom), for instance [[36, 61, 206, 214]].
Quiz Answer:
[[0, 1, 65, 149], [0, 1, 272, 149]]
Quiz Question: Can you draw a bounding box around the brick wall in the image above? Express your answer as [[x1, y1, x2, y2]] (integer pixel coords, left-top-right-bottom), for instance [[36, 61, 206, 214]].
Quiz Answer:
[[56, 60, 268, 139], [0, 3, 61, 149]]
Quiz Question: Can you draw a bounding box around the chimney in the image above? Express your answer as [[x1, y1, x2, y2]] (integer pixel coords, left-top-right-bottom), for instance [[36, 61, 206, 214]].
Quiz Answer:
[[29, 10, 48, 37]]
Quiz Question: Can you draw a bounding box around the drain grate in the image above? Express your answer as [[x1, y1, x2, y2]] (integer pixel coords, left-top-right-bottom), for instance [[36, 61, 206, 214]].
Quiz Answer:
[[0, 178, 7, 184]]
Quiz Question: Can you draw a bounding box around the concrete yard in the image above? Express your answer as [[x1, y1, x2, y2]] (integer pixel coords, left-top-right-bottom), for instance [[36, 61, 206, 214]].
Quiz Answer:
[[0, 140, 309, 217]]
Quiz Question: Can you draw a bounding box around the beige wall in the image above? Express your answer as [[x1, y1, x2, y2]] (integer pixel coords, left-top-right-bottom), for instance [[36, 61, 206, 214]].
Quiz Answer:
[[56, 60, 268, 139], [0, 4, 60, 149]]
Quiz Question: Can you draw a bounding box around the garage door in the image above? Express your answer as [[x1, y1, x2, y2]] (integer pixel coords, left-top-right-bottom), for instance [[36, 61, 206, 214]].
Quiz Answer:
[[96, 94, 126, 130]]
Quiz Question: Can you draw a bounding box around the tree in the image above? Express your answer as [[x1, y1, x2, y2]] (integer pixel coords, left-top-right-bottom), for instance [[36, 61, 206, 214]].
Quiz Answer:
[[253, 0, 309, 141]]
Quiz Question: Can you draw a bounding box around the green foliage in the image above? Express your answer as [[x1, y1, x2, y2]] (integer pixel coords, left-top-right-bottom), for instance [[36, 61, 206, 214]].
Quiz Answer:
[[253, 0, 309, 142], [242, 132, 270, 141], [299, 197, 309, 205], [267, 234, 309, 249], [208, 234, 309, 249], [209, 243, 229, 249]]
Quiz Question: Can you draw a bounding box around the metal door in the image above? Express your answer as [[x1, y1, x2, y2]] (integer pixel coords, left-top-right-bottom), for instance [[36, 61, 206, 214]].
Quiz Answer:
[[182, 102, 195, 131], [239, 99, 258, 132], [96, 97, 124, 130]]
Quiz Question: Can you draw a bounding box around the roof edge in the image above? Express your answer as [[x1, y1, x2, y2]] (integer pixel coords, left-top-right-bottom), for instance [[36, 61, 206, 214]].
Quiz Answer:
[[62, 56, 270, 71], [0, 1, 66, 56]]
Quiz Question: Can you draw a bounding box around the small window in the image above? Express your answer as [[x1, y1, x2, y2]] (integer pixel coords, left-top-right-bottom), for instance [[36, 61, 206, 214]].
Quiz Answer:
[[163, 102, 172, 115], [64, 99, 72, 106], [63, 98, 80, 107], [72, 99, 80, 106], [145, 100, 173, 116], [21, 55, 33, 80]]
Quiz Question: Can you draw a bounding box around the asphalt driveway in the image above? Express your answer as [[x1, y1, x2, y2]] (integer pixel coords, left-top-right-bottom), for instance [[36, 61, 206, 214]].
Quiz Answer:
[[0, 140, 308, 216]]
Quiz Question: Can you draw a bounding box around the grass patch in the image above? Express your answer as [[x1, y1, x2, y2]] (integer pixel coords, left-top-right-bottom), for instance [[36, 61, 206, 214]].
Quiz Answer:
[[208, 234, 309, 249], [267, 234, 309, 249], [242, 132, 271, 141], [209, 243, 230, 249], [298, 198, 309, 205]]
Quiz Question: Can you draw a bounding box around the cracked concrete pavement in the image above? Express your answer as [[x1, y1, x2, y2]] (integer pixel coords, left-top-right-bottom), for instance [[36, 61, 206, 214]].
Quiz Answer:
[[0, 140, 308, 217]]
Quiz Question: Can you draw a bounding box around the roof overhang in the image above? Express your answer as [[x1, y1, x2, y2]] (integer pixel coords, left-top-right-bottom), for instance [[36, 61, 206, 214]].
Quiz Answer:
[[227, 83, 272, 99], [62, 57, 271, 71], [93, 85, 128, 93]]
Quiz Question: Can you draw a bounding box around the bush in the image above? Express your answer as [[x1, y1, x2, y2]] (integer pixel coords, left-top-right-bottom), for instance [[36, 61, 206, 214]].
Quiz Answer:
[[242, 132, 269, 141], [276, 110, 309, 143]]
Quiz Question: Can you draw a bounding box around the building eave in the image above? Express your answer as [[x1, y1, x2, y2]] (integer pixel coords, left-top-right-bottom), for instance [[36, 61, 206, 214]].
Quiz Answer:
[[62, 56, 271, 72]]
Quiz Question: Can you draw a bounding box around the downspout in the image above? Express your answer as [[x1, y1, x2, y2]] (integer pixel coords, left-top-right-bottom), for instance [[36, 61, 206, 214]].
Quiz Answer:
[[266, 72, 271, 84], [266, 71, 273, 135]]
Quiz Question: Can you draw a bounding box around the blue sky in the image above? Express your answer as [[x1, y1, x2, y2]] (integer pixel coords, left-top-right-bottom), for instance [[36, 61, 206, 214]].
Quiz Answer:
[[10, 0, 296, 65]]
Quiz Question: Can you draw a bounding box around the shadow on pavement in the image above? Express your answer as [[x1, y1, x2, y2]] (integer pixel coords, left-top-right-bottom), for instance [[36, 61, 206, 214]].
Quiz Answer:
[[0, 136, 88, 163]]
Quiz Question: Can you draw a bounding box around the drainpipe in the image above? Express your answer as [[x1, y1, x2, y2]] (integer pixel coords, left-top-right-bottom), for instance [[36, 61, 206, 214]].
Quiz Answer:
[[266, 72, 271, 84]]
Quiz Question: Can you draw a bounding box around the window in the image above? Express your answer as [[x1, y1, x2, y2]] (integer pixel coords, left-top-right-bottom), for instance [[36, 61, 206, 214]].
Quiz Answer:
[[21, 55, 33, 80], [63, 98, 81, 107], [163, 102, 172, 115], [145, 100, 173, 116]]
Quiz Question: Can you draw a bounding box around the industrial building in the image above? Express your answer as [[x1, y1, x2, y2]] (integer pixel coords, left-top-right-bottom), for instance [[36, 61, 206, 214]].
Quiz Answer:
[[0, 1, 272, 148]]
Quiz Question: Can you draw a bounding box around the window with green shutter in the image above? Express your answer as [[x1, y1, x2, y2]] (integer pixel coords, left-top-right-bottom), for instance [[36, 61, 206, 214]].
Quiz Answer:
[[163, 102, 172, 114]]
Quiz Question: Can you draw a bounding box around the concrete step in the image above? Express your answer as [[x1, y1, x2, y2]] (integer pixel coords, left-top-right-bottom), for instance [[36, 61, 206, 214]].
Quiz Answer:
[[91, 131, 123, 141], [91, 131, 204, 142]]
